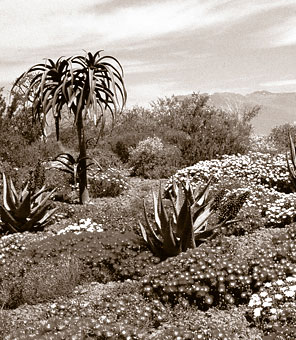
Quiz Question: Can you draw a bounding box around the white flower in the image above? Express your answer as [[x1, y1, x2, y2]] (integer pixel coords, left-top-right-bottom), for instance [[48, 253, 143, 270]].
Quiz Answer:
[[270, 308, 277, 314], [276, 280, 284, 285], [249, 296, 261, 307], [274, 294, 283, 300], [284, 290, 295, 298], [288, 285, 296, 292], [260, 291, 268, 298], [264, 282, 272, 288], [263, 301, 272, 307], [286, 276, 296, 283], [254, 307, 262, 317]]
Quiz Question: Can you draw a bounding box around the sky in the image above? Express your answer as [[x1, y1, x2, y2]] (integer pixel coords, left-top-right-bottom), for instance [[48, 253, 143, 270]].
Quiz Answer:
[[0, 0, 296, 108]]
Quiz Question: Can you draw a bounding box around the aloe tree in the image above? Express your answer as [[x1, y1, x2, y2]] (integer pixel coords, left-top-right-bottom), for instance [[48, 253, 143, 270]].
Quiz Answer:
[[12, 51, 127, 203]]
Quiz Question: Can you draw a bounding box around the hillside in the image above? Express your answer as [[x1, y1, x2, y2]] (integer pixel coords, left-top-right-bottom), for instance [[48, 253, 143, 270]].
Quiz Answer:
[[206, 91, 296, 135]]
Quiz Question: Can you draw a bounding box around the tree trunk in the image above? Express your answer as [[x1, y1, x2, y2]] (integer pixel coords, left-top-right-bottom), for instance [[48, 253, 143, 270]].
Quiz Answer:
[[77, 112, 89, 204]]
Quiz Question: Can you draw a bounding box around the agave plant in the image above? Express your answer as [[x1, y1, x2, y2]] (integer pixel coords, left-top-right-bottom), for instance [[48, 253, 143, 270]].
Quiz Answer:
[[0, 173, 58, 233], [139, 178, 244, 260], [49, 153, 102, 186], [287, 132, 296, 191]]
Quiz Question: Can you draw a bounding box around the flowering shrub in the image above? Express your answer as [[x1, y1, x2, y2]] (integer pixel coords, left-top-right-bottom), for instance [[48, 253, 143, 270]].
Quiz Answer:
[[0, 231, 49, 265], [249, 135, 278, 154], [88, 168, 129, 198], [263, 193, 296, 227], [57, 218, 103, 235], [166, 152, 290, 192], [140, 230, 296, 310], [129, 136, 165, 178], [164, 152, 296, 229], [248, 276, 296, 339]]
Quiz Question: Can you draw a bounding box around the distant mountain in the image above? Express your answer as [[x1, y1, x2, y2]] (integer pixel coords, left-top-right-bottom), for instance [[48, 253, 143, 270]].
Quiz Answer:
[[205, 91, 296, 135]]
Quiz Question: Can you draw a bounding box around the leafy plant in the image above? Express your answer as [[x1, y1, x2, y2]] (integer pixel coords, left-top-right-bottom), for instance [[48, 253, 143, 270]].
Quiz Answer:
[[49, 152, 102, 186], [129, 136, 182, 179], [152, 93, 259, 166], [12, 50, 127, 204], [139, 178, 243, 259], [0, 173, 57, 233]]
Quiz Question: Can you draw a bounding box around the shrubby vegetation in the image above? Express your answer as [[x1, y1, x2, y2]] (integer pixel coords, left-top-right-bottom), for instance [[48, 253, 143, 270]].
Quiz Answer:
[[2, 77, 296, 339], [268, 122, 296, 152], [109, 93, 259, 174]]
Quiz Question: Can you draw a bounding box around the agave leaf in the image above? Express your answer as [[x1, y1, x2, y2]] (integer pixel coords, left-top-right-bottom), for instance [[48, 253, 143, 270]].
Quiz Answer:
[[36, 207, 59, 228], [0, 205, 21, 232], [174, 181, 185, 214], [192, 198, 215, 232], [159, 201, 178, 257], [195, 225, 220, 243], [139, 221, 163, 257], [168, 190, 178, 224], [14, 191, 31, 222], [152, 190, 162, 234], [175, 197, 190, 239], [143, 200, 162, 244], [20, 182, 30, 203], [139, 221, 148, 243], [180, 204, 196, 251], [9, 178, 18, 205], [55, 153, 76, 165], [31, 188, 56, 215], [21, 204, 51, 232], [32, 186, 47, 201], [192, 177, 212, 209], [2, 174, 17, 211]]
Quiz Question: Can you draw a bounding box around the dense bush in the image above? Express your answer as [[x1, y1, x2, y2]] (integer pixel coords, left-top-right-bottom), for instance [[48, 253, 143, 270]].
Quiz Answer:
[[129, 136, 182, 179], [268, 123, 296, 152], [107, 106, 157, 163], [152, 93, 259, 166]]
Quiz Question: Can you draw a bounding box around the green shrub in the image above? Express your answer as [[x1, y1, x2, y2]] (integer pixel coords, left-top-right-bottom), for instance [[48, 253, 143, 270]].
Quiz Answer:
[[129, 136, 164, 177], [128, 136, 181, 179], [152, 93, 258, 166], [109, 131, 152, 163], [108, 106, 159, 163], [268, 123, 296, 152], [88, 140, 122, 169]]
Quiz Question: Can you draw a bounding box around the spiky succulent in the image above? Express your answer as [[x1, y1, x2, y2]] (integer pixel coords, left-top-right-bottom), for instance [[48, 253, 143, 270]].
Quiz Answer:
[[0, 173, 57, 233], [139, 178, 238, 259]]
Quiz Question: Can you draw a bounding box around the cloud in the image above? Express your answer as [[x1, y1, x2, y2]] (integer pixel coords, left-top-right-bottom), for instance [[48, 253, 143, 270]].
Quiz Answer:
[[261, 79, 296, 87], [267, 19, 296, 47], [0, 0, 108, 50], [2, 0, 296, 55]]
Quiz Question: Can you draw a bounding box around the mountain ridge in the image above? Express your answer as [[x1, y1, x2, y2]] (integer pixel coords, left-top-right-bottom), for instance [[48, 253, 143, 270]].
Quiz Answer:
[[204, 91, 296, 135]]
